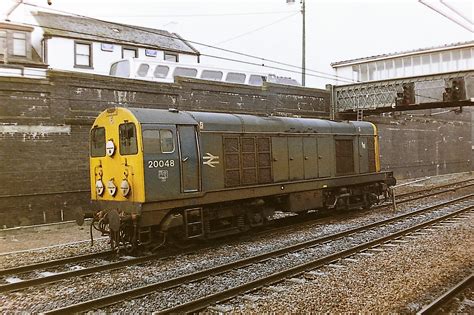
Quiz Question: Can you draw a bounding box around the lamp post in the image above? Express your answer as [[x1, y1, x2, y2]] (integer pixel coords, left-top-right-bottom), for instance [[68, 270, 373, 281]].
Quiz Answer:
[[287, 0, 305, 86]]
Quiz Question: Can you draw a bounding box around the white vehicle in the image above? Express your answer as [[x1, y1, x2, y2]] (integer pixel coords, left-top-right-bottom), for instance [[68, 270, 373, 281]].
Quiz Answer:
[[109, 58, 300, 86]]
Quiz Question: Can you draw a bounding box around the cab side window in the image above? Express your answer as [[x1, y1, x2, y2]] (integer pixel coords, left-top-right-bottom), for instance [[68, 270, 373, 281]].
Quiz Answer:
[[119, 123, 138, 155], [143, 130, 161, 154], [160, 130, 174, 153]]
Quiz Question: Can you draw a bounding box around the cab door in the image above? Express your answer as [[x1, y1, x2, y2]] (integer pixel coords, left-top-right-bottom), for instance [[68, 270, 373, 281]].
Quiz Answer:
[[142, 124, 180, 201], [178, 125, 200, 192]]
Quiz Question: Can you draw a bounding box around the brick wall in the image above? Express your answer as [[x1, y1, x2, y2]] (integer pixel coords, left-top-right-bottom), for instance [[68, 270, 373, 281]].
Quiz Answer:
[[0, 71, 330, 227], [371, 110, 472, 179], [0, 71, 471, 227]]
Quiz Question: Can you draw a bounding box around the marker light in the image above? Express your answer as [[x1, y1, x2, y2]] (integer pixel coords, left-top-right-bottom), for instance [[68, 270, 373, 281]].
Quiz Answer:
[[120, 179, 130, 197], [106, 140, 115, 156], [95, 180, 104, 196], [107, 179, 117, 196]]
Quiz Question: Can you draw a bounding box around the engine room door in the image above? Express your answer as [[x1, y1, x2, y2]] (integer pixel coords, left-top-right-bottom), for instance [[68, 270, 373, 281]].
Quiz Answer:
[[288, 137, 304, 180], [317, 136, 333, 178], [178, 125, 200, 193]]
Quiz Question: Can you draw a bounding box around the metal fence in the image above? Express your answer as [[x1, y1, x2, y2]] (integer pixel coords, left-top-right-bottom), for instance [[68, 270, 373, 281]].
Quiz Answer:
[[333, 70, 473, 112]]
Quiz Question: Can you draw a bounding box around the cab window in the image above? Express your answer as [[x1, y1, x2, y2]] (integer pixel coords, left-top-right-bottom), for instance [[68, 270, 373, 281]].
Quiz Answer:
[[143, 130, 161, 154], [119, 123, 138, 155], [90, 127, 105, 157], [160, 130, 174, 153]]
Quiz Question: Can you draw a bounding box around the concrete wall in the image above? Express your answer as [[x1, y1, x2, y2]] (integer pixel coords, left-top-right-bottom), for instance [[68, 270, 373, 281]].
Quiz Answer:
[[0, 71, 330, 228]]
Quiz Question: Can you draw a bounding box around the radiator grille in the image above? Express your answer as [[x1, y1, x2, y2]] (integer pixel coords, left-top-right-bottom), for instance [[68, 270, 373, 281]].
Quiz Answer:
[[223, 136, 272, 187], [335, 139, 354, 175], [224, 137, 241, 187]]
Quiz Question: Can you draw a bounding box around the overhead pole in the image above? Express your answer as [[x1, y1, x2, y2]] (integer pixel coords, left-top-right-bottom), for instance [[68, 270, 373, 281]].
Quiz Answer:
[[301, 0, 306, 86], [287, 0, 306, 86]]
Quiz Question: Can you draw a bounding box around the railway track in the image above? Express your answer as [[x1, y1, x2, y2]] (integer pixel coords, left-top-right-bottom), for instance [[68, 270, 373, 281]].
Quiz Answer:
[[0, 246, 196, 294], [417, 273, 473, 315], [40, 194, 473, 314], [394, 178, 474, 203], [1, 179, 472, 297]]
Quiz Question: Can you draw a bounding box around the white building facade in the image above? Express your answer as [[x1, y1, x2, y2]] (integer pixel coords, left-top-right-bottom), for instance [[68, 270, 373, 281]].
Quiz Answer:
[[1, 10, 200, 76], [331, 41, 473, 85]]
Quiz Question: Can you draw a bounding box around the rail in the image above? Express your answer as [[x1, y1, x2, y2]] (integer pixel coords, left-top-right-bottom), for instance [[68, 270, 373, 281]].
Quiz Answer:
[[43, 195, 473, 314], [416, 273, 473, 315]]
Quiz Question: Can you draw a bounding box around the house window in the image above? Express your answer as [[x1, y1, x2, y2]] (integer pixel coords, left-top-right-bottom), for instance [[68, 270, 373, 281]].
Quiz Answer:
[[122, 47, 137, 58], [13, 32, 27, 56], [145, 49, 157, 57], [75, 42, 92, 67], [101, 43, 114, 52], [0, 31, 6, 54], [164, 52, 178, 62]]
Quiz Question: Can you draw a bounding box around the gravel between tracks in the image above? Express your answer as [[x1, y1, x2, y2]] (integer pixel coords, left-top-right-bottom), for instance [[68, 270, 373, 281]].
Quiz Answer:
[[232, 213, 473, 313], [0, 225, 107, 270], [1, 193, 470, 313], [0, 172, 473, 313]]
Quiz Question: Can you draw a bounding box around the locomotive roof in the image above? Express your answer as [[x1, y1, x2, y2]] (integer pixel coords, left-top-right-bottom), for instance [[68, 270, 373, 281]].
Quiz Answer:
[[127, 107, 374, 134]]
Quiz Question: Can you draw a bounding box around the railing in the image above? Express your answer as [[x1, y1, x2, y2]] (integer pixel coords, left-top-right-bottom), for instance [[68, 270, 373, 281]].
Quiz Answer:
[[333, 70, 474, 113]]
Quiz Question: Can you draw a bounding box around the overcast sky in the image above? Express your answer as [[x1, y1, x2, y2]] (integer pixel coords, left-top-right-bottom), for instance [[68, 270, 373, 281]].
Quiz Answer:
[[3, 0, 473, 87]]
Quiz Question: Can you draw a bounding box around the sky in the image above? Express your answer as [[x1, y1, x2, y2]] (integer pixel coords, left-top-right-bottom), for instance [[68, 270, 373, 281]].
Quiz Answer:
[[2, 0, 473, 88]]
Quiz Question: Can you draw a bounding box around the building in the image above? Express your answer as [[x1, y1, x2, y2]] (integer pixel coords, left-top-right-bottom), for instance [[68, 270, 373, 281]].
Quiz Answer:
[[1, 10, 200, 76], [331, 41, 474, 85], [0, 21, 48, 78]]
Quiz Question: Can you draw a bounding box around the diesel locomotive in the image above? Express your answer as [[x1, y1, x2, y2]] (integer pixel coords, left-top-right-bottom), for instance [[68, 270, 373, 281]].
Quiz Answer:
[[82, 107, 396, 250]]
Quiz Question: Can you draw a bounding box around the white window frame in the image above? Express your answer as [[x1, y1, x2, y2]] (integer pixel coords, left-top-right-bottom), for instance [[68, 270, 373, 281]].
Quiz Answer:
[[164, 52, 178, 62], [74, 42, 93, 68], [0, 31, 6, 54], [12, 32, 27, 56], [122, 47, 138, 58]]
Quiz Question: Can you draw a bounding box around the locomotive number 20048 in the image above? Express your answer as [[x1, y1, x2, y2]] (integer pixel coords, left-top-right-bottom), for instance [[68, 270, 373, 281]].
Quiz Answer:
[[148, 160, 175, 168]]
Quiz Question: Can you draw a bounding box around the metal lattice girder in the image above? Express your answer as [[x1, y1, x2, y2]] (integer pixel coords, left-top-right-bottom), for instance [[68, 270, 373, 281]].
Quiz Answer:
[[334, 70, 474, 112]]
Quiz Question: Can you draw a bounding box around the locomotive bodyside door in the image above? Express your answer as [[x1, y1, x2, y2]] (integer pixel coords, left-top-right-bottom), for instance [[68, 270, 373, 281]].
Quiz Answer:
[[303, 137, 318, 179], [288, 137, 304, 180], [317, 136, 333, 178], [177, 125, 200, 193], [272, 136, 289, 182]]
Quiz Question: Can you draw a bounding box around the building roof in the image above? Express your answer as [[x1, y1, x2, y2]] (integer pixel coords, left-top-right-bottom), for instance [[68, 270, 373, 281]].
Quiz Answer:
[[331, 40, 474, 68], [32, 11, 199, 55], [0, 21, 34, 32]]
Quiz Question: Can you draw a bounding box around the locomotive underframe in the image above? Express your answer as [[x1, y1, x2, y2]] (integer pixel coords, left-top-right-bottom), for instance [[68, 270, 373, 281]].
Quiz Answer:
[[88, 171, 394, 250]]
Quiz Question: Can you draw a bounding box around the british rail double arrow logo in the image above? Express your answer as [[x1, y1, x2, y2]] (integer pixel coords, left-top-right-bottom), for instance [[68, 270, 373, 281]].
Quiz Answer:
[[203, 153, 220, 168]]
